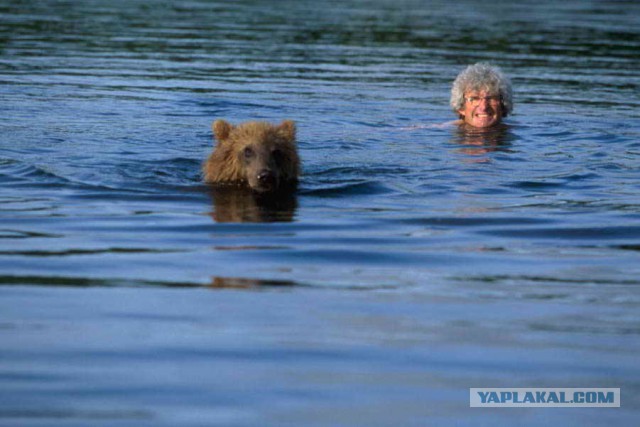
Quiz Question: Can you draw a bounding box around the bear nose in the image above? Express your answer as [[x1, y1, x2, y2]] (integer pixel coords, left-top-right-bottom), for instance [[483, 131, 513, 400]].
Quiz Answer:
[[257, 170, 275, 185]]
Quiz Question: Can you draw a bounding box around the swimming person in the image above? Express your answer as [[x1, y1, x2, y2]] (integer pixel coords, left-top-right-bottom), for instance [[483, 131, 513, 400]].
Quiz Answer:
[[450, 63, 513, 129]]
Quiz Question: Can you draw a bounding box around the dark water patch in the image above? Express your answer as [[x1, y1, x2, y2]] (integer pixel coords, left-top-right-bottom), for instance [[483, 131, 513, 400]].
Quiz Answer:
[[209, 277, 299, 289], [612, 244, 640, 252], [0, 273, 396, 292], [502, 201, 640, 213], [0, 161, 71, 185], [398, 216, 552, 227], [0, 158, 202, 195], [562, 172, 601, 182], [455, 275, 640, 287], [115, 157, 204, 187], [0, 371, 63, 381], [280, 248, 465, 267], [0, 409, 152, 421], [505, 181, 562, 193], [480, 225, 640, 241], [0, 229, 62, 239], [129, 218, 391, 237], [0, 248, 185, 257], [308, 166, 412, 177], [506, 175, 602, 191], [0, 275, 134, 288], [188, 97, 275, 110], [0, 274, 309, 290], [212, 245, 290, 251], [301, 181, 395, 197], [527, 322, 640, 335], [0, 275, 207, 289], [63, 187, 209, 203]]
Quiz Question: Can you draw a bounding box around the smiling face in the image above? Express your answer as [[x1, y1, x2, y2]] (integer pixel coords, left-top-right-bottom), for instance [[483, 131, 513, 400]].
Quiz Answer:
[[457, 89, 503, 129]]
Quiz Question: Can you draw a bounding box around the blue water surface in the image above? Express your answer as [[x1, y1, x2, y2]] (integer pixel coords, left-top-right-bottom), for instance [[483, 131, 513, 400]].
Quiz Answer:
[[1, 0, 639, 425]]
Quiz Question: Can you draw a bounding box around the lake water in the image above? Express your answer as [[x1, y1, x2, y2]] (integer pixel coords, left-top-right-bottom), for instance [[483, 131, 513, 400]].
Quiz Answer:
[[1, 0, 639, 425]]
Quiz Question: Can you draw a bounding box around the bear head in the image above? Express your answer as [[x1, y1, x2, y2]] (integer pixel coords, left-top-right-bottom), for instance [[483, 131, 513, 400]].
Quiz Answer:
[[203, 120, 300, 194]]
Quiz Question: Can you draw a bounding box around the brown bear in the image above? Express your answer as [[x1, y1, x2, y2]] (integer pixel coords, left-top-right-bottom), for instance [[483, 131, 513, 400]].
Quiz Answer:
[[203, 119, 300, 194]]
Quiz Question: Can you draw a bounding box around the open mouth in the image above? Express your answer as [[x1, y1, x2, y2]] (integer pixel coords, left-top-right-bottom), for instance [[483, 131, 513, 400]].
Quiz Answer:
[[474, 113, 496, 124]]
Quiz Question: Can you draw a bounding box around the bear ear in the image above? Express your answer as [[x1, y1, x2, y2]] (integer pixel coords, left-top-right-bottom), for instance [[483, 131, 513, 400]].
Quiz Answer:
[[212, 120, 232, 142], [277, 120, 296, 141]]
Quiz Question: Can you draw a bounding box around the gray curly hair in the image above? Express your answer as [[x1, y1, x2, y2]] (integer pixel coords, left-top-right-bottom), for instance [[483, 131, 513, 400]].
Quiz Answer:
[[450, 63, 513, 117]]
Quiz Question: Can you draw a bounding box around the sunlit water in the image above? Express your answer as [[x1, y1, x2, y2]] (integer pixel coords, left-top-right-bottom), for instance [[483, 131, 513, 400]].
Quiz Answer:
[[1, 0, 639, 425]]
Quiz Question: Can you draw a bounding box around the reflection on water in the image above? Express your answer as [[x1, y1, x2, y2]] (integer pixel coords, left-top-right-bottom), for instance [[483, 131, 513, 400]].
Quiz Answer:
[[208, 186, 298, 223], [209, 276, 298, 289], [450, 123, 515, 156]]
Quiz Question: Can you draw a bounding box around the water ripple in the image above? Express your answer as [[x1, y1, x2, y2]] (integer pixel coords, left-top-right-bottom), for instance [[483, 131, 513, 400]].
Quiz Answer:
[[481, 225, 640, 240]]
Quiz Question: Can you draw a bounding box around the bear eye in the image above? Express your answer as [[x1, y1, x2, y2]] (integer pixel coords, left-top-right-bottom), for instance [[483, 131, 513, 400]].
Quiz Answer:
[[243, 147, 254, 159]]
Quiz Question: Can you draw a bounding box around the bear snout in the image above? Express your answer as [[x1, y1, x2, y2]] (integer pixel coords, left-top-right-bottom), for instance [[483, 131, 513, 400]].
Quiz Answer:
[[255, 169, 278, 191]]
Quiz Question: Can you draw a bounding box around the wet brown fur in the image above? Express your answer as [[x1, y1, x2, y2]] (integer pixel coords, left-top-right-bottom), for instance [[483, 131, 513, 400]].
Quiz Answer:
[[203, 120, 300, 192]]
